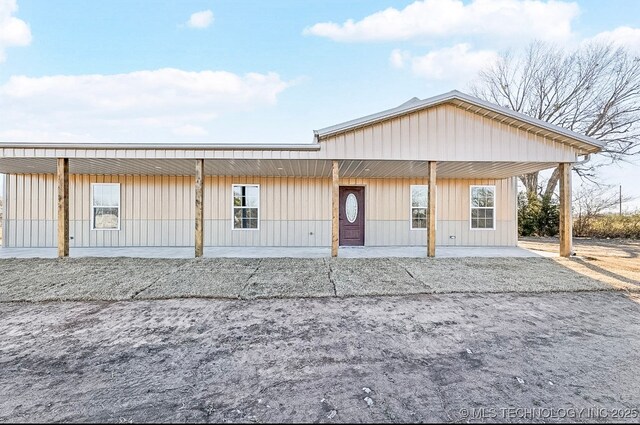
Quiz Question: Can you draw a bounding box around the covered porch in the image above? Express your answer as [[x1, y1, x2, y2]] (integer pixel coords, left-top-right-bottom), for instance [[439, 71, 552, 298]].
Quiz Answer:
[[0, 152, 574, 258]]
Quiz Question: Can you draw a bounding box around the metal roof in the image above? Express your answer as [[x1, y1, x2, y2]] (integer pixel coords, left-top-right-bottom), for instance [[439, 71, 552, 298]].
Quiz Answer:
[[314, 90, 605, 151], [0, 141, 320, 150]]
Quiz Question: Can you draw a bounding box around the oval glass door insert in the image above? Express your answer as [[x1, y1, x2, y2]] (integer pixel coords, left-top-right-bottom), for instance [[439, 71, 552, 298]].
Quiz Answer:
[[345, 193, 358, 223]]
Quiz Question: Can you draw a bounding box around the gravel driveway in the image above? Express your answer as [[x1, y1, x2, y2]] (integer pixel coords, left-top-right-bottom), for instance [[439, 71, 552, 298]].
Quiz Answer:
[[1, 291, 639, 423]]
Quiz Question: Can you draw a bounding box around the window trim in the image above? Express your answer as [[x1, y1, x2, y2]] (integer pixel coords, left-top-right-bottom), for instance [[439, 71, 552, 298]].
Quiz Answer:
[[231, 184, 260, 231], [469, 184, 496, 231], [409, 184, 435, 230], [90, 183, 121, 231]]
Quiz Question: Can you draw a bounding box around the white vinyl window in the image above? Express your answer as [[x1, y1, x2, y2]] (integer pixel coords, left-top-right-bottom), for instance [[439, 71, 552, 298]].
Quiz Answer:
[[91, 183, 120, 230], [410, 185, 428, 229], [470, 185, 496, 230], [232, 184, 259, 230]]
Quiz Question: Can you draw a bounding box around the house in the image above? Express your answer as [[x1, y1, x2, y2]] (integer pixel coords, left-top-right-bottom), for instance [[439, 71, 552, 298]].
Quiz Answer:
[[0, 90, 603, 258]]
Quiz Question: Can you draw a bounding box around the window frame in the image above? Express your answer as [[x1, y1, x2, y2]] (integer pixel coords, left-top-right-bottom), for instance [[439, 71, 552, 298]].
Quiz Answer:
[[469, 184, 496, 231], [231, 184, 260, 231], [90, 183, 121, 231], [409, 184, 433, 230]]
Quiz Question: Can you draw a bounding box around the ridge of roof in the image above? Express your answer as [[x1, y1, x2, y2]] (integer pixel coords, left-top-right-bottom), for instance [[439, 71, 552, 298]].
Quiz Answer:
[[314, 90, 604, 150], [397, 97, 422, 107]]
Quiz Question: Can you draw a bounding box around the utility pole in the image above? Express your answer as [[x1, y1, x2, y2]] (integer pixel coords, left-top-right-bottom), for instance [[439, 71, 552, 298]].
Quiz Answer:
[[620, 185, 623, 216]]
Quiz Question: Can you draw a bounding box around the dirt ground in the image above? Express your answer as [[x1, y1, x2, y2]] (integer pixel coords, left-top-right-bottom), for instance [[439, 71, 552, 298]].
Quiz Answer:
[[1, 292, 639, 423], [1, 240, 638, 422], [520, 238, 640, 292]]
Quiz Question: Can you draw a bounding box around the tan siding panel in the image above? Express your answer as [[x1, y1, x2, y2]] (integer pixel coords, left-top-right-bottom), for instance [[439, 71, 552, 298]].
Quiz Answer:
[[317, 104, 578, 162], [4, 173, 516, 248]]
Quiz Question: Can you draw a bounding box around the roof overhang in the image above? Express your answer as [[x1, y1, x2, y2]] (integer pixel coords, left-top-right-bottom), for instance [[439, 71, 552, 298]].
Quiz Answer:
[[0, 157, 557, 179], [314, 90, 604, 155]]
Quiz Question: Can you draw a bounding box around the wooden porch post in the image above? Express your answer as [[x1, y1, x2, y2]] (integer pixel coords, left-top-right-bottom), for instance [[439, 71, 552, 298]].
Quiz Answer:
[[331, 160, 339, 257], [427, 161, 437, 257], [195, 159, 205, 258], [57, 158, 69, 258], [559, 162, 573, 257]]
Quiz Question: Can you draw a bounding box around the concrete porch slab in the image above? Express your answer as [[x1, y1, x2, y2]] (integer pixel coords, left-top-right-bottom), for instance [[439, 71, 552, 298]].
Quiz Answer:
[[339, 246, 546, 258], [0, 245, 546, 258]]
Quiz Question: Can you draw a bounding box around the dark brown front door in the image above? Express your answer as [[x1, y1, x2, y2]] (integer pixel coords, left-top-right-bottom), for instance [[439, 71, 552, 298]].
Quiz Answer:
[[339, 186, 365, 246]]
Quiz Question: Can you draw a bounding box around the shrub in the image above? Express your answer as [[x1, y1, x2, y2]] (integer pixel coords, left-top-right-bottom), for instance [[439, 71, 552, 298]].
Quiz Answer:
[[574, 213, 640, 238], [518, 192, 559, 237]]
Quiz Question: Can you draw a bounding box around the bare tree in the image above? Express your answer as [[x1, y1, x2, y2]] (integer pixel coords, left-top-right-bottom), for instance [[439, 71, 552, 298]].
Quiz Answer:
[[471, 42, 640, 198], [574, 184, 632, 215], [573, 184, 634, 235]]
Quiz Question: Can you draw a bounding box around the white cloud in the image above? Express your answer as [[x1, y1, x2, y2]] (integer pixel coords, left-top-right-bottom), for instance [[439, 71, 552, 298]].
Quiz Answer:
[[588, 26, 640, 54], [389, 49, 410, 69], [0, 0, 32, 62], [304, 0, 579, 43], [392, 44, 499, 82], [0, 68, 292, 141], [187, 9, 214, 29]]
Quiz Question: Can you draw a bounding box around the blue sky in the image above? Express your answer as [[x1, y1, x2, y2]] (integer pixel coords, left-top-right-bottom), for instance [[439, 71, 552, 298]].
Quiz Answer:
[[0, 0, 639, 207]]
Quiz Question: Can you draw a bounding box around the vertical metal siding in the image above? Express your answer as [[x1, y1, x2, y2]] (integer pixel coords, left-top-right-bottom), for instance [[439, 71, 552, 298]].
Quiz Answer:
[[435, 177, 517, 246], [320, 105, 577, 162], [203, 176, 332, 247], [4, 173, 517, 248], [5, 174, 195, 247], [2, 175, 8, 247], [339, 177, 516, 246], [4, 174, 56, 247]]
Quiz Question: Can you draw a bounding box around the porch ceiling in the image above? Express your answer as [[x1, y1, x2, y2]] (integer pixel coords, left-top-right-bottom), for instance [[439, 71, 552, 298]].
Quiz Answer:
[[0, 157, 557, 179]]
